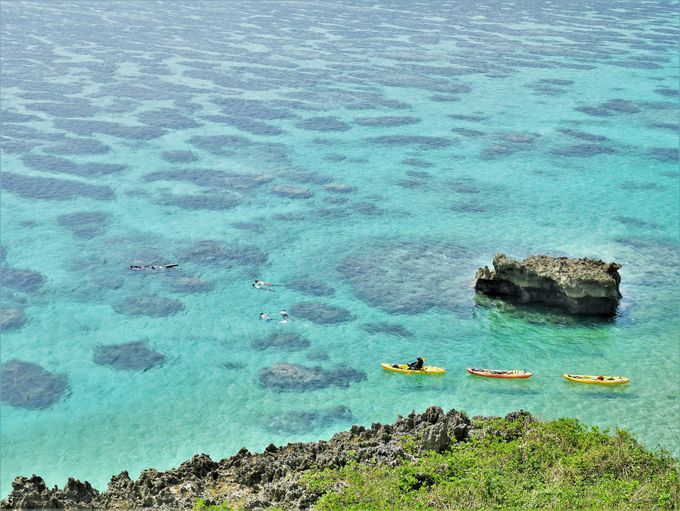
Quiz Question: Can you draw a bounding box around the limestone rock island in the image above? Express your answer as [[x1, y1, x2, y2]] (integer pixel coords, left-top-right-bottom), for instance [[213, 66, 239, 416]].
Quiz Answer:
[[475, 254, 622, 315]]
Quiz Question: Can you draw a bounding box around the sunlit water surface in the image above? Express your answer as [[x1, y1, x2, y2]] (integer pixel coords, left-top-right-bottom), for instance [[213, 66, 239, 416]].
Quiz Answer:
[[1, 0, 678, 495]]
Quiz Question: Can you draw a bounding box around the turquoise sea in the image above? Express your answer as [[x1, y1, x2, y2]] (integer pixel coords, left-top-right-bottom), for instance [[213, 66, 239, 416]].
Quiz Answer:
[[1, 0, 678, 496]]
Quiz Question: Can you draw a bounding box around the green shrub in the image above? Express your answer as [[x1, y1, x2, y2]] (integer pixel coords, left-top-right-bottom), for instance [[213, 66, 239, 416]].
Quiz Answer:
[[304, 417, 679, 510], [193, 497, 286, 511], [193, 498, 236, 511]]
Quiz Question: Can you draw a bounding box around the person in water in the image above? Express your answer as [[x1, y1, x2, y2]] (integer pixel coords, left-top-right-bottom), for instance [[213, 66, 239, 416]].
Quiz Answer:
[[280, 310, 290, 322], [407, 357, 424, 370], [129, 263, 178, 271], [253, 280, 274, 290], [259, 312, 271, 321]]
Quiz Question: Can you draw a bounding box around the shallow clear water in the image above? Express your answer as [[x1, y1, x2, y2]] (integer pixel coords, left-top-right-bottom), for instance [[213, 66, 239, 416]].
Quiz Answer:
[[1, 0, 678, 496]]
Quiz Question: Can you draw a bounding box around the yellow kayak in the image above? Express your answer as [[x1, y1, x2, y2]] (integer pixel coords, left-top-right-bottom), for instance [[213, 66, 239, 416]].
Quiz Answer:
[[563, 374, 629, 385], [381, 363, 446, 375]]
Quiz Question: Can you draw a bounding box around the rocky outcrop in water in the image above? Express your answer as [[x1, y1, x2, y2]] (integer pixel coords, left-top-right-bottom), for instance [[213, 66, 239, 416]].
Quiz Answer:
[[475, 254, 622, 315], [1, 476, 98, 510], [1, 406, 473, 510]]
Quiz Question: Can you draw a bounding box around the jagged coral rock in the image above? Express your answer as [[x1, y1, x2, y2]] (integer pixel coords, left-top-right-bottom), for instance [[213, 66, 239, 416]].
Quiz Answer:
[[1, 407, 472, 510], [475, 254, 622, 315]]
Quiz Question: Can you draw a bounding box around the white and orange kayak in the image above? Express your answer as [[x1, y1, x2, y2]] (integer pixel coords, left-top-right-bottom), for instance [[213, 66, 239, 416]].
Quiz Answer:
[[466, 368, 532, 379]]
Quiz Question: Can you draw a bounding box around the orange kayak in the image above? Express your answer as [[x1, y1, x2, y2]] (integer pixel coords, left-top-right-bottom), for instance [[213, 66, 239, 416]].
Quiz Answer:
[[466, 368, 532, 379]]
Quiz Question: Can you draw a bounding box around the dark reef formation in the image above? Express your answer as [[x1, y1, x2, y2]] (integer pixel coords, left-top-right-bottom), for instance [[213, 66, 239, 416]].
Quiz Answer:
[[0, 360, 69, 410], [285, 278, 335, 297], [361, 322, 413, 338], [93, 341, 166, 371], [0, 308, 28, 332], [57, 211, 110, 239], [475, 254, 622, 315], [113, 294, 185, 317], [251, 333, 311, 351], [0, 406, 475, 510], [264, 405, 355, 434], [290, 302, 354, 324], [338, 242, 471, 315], [0, 267, 46, 293], [258, 363, 365, 391]]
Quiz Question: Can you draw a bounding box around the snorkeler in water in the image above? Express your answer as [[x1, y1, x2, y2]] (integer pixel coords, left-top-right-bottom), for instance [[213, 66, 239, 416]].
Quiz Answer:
[[129, 263, 178, 271], [253, 279, 275, 290]]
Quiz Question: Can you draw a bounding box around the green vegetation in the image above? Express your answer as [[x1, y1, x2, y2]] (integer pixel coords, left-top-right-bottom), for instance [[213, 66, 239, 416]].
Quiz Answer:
[[194, 499, 234, 511], [194, 499, 285, 511], [192, 416, 678, 510], [303, 417, 679, 510]]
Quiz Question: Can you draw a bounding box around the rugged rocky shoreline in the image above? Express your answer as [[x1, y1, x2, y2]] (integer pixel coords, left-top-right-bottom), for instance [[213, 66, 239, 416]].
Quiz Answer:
[[475, 254, 622, 315], [2, 406, 497, 510]]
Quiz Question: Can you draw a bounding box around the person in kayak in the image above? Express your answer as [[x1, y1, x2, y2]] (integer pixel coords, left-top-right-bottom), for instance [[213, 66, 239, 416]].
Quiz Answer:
[[407, 357, 424, 370]]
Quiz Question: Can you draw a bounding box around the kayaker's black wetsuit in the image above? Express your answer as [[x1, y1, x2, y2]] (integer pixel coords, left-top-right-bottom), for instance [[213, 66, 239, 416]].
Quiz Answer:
[[409, 358, 424, 370]]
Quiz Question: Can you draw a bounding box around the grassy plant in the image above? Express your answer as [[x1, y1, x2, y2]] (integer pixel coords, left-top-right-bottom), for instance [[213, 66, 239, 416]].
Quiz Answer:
[[194, 498, 237, 511], [194, 498, 285, 511], [303, 417, 679, 510]]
